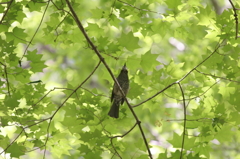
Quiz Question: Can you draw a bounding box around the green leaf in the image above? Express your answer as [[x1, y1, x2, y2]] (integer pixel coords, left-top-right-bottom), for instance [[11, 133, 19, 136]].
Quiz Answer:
[[168, 132, 182, 148], [118, 32, 139, 51], [25, 50, 42, 62], [30, 62, 46, 72], [6, 143, 26, 158], [140, 52, 160, 71], [4, 93, 21, 109], [0, 1, 239, 158], [13, 27, 27, 40]]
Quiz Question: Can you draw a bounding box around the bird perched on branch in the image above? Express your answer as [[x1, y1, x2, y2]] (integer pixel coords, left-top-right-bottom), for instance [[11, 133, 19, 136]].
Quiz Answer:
[[108, 64, 129, 118]]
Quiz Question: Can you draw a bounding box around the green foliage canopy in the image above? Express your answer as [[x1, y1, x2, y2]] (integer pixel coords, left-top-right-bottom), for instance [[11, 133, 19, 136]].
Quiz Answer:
[[0, 0, 240, 159]]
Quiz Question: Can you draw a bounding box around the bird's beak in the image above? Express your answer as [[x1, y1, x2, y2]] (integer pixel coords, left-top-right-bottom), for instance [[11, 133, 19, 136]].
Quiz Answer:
[[123, 63, 127, 70]]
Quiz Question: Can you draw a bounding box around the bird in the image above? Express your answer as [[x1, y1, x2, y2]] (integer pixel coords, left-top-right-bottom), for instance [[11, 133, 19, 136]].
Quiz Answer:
[[108, 63, 129, 118]]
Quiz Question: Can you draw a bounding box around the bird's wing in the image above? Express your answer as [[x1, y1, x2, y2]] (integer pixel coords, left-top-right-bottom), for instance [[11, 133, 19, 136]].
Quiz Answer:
[[111, 91, 114, 103], [111, 83, 116, 102]]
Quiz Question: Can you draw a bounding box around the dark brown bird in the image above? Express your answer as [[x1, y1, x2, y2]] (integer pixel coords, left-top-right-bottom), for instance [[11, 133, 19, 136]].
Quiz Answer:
[[108, 64, 129, 118]]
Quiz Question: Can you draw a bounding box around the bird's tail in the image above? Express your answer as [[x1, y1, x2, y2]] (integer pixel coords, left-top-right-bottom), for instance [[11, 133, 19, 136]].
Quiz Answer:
[[108, 100, 121, 118]]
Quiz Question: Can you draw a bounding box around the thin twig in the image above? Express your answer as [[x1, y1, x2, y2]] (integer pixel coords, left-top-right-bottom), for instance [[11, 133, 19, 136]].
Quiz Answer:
[[133, 42, 222, 108], [43, 60, 101, 158], [50, 60, 101, 118], [178, 44, 222, 83], [110, 138, 122, 159], [195, 69, 240, 83], [110, 122, 138, 139], [0, 1, 12, 4], [228, 0, 239, 39], [0, 129, 24, 155], [132, 82, 176, 107], [166, 117, 213, 122], [110, 122, 138, 158], [0, 0, 14, 24], [19, 0, 51, 62], [163, 80, 219, 101], [43, 117, 52, 159], [178, 83, 186, 159], [0, 61, 11, 96], [117, 0, 163, 15]]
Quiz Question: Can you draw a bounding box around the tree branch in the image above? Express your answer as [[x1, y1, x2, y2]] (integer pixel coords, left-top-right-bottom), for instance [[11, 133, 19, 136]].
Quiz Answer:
[[178, 83, 187, 159], [0, 0, 14, 24], [0, 61, 11, 96], [64, 0, 152, 158], [19, 0, 51, 63], [133, 42, 222, 108], [228, 0, 239, 39], [195, 69, 240, 83]]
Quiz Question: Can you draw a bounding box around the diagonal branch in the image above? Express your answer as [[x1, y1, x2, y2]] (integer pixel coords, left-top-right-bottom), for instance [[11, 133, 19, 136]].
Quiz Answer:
[[19, 0, 51, 63], [50, 60, 101, 118], [117, 0, 163, 15], [164, 80, 219, 101], [178, 44, 222, 83], [195, 69, 240, 83], [0, 129, 24, 155], [64, 0, 152, 158], [0, 0, 14, 24], [133, 42, 222, 108], [42, 60, 102, 159], [228, 0, 239, 39], [132, 82, 177, 107]]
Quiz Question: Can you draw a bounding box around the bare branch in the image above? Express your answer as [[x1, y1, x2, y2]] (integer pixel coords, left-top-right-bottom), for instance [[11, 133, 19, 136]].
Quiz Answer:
[[0, 0, 14, 24], [50, 60, 101, 118], [117, 0, 163, 15], [229, 0, 239, 39], [195, 69, 240, 83], [163, 80, 219, 101], [0, 129, 24, 155], [19, 0, 51, 63], [0, 61, 11, 96], [110, 122, 138, 158], [0, 1, 12, 4], [178, 83, 187, 159], [133, 42, 222, 108]]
